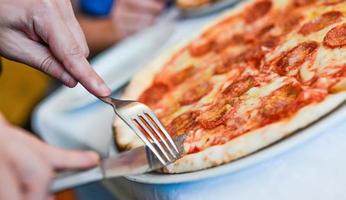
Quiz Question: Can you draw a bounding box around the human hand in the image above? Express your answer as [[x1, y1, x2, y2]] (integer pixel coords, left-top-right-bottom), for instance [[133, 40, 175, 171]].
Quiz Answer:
[[0, 0, 111, 97], [112, 0, 165, 39], [0, 115, 100, 200]]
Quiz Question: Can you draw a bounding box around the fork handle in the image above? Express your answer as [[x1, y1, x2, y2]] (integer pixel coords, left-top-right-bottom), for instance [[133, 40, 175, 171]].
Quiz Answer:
[[99, 96, 113, 105], [51, 167, 103, 193]]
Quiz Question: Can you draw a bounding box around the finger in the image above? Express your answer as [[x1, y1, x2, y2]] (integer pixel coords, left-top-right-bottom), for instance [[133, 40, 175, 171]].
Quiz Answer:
[[56, 0, 89, 57], [10, 129, 100, 170], [0, 162, 22, 200], [124, 0, 164, 15], [0, 29, 77, 87], [7, 143, 52, 200], [43, 145, 100, 170], [33, 7, 111, 97]]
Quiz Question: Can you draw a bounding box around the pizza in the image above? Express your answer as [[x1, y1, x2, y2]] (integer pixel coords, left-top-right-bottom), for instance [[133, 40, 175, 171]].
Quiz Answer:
[[114, 0, 346, 173]]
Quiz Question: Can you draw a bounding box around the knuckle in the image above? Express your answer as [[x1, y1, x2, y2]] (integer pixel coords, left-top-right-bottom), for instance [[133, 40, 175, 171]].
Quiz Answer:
[[66, 45, 84, 58], [39, 56, 55, 75], [31, 0, 57, 25], [33, 0, 54, 15], [62, 45, 85, 69], [40, 0, 55, 9], [83, 47, 90, 58]]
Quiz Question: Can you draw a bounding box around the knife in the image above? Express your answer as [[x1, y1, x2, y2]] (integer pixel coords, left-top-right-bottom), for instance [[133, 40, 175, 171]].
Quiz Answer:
[[51, 134, 185, 193]]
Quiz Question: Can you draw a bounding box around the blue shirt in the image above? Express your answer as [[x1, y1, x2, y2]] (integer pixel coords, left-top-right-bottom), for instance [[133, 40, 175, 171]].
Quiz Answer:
[[80, 0, 115, 17]]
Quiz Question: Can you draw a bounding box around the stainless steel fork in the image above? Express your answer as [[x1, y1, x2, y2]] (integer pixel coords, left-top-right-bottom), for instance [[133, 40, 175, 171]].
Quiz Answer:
[[99, 96, 180, 165]]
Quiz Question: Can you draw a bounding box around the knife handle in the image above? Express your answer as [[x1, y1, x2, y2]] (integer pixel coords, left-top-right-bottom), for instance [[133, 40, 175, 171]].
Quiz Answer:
[[51, 167, 103, 193]]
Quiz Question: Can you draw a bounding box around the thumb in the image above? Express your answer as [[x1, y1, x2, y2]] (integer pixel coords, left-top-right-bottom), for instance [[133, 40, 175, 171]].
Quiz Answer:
[[43, 146, 100, 170]]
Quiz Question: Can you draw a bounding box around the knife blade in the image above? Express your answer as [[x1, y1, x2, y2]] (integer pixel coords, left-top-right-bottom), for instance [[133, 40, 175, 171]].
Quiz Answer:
[[51, 134, 185, 193]]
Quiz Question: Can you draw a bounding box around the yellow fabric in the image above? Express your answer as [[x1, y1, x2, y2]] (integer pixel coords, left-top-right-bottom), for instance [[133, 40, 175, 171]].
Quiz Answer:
[[0, 58, 50, 126]]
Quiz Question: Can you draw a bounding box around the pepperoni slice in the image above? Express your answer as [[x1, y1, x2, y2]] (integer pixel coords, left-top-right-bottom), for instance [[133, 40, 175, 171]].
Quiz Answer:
[[278, 12, 304, 35], [214, 46, 265, 74], [244, 0, 272, 23], [238, 46, 265, 68], [197, 101, 232, 129], [260, 84, 302, 123], [323, 23, 346, 48], [260, 35, 280, 49], [180, 82, 213, 105], [222, 76, 256, 98], [256, 24, 275, 37], [189, 38, 213, 57], [231, 33, 255, 45], [299, 11, 343, 36], [273, 41, 319, 76], [213, 56, 233, 74], [166, 111, 198, 136], [169, 65, 195, 85], [139, 82, 170, 107], [214, 63, 231, 75], [214, 33, 255, 51]]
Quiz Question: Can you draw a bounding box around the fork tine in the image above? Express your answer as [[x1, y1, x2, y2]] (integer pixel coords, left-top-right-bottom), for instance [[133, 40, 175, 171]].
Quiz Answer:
[[134, 116, 172, 162], [125, 120, 167, 165], [140, 114, 178, 159], [144, 111, 180, 154]]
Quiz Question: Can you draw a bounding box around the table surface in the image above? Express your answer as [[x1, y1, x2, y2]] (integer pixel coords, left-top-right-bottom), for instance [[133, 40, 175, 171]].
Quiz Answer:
[[33, 7, 346, 200]]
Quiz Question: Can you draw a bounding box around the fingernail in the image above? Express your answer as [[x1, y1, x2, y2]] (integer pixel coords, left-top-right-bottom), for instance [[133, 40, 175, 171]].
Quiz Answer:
[[98, 83, 112, 97], [61, 72, 77, 87], [61, 72, 71, 84], [86, 151, 100, 163]]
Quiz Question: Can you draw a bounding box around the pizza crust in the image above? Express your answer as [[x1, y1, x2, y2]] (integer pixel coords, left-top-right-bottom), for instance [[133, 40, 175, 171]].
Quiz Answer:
[[113, 0, 346, 173]]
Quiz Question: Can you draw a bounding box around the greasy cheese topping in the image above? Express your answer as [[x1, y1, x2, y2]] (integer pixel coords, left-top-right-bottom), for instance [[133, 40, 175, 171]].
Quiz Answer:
[[137, 0, 346, 155]]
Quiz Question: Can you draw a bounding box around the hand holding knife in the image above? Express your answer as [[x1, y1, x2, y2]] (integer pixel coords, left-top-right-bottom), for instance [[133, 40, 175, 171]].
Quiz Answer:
[[52, 134, 185, 192]]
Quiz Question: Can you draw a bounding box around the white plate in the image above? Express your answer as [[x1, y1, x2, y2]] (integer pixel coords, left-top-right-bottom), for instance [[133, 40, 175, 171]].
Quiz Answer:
[[126, 104, 346, 184]]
